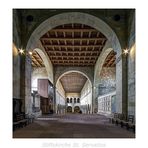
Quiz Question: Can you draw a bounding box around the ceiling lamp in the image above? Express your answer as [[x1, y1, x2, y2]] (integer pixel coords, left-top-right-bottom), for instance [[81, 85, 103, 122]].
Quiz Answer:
[[123, 49, 128, 55], [19, 49, 24, 54], [28, 51, 33, 55]]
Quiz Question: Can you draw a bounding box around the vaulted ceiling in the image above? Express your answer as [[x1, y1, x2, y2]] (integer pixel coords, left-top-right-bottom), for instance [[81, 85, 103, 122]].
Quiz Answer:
[[60, 72, 87, 93]]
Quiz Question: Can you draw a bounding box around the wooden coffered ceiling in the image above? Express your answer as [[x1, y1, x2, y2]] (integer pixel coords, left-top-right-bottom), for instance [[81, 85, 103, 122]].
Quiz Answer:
[[60, 72, 87, 93], [40, 23, 107, 66], [103, 50, 116, 67], [31, 51, 45, 67]]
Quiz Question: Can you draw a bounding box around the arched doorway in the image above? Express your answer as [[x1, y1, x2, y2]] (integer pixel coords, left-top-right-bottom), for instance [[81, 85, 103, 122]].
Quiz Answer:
[[67, 106, 72, 113], [56, 70, 92, 114], [74, 106, 80, 113], [26, 12, 123, 115], [31, 48, 54, 115]]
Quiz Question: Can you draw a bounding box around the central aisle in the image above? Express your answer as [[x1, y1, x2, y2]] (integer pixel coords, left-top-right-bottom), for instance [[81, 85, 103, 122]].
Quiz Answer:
[[13, 114, 135, 138]]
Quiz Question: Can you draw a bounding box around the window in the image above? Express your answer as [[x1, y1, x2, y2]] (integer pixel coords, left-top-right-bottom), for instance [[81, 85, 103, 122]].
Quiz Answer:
[[74, 98, 76, 103], [70, 98, 72, 103], [67, 98, 69, 103], [77, 98, 80, 103]]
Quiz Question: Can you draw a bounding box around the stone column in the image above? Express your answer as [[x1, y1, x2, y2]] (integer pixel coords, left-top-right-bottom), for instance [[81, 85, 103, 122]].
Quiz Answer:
[[92, 84, 99, 114], [20, 54, 26, 113], [116, 53, 128, 117], [53, 66, 57, 114], [20, 53, 32, 114]]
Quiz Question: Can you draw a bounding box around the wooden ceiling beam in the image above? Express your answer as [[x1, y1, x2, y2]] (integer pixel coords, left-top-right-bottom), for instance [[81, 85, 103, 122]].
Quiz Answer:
[[53, 63, 94, 66], [32, 55, 43, 67], [47, 50, 100, 53], [105, 55, 116, 67], [40, 24, 107, 67], [49, 55, 98, 58], [32, 61, 39, 67], [55, 31, 58, 38], [88, 31, 91, 38], [52, 60, 95, 62], [110, 62, 115, 67], [41, 37, 106, 41], [47, 32, 50, 37], [63, 31, 66, 38], [50, 29, 96, 32], [44, 45, 103, 48], [97, 32, 100, 37]]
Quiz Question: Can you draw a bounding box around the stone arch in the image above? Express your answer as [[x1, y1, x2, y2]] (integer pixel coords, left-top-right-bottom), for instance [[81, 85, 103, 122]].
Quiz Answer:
[[74, 106, 80, 113], [93, 40, 123, 114], [67, 106, 72, 113], [26, 12, 121, 55], [25, 12, 123, 114], [56, 70, 92, 88], [94, 41, 113, 83], [32, 48, 53, 83], [94, 48, 116, 97], [56, 70, 93, 113], [94, 48, 115, 95]]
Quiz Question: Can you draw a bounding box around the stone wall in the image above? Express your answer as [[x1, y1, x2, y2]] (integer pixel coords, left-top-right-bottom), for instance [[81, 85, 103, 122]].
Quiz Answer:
[[13, 10, 21, 99], [54, 66, 94, 86], [56, 81, 66, 113], [31, 67, 48, 92], [13, 44, 20, 99], [98, 67, 116, 96], [66, 93, 80, 98], [66, 93, 80, 113], [34, 48, 53, 83], [80, 80, 92, 113], [127, 10, 135, 116], [16, 9, 129, 49], [56, 80, 65, 98]]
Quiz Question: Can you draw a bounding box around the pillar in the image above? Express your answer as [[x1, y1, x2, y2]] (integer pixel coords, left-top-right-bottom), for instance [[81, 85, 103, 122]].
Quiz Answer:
[[116, 53, 128, 117], [20, 53, 32, 114]]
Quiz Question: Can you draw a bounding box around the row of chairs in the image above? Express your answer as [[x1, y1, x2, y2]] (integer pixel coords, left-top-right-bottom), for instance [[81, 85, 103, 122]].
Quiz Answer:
[[13, 113, 35, 131], [109, 113, 135, 133]]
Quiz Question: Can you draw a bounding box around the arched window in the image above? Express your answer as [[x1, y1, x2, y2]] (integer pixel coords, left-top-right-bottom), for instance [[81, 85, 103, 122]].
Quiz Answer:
[[67, 98, 69, 103], [70, 98, 72, 103], [74, 98, 76, 103], [77, 98, 80, 103]]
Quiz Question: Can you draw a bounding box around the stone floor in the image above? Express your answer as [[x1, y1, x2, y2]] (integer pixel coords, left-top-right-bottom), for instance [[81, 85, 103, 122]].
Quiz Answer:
[[13, 114, 135, 138]]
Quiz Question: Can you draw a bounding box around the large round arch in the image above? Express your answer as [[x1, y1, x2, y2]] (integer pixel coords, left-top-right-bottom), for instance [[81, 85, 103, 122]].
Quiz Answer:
[[25, 12, 124, 114], [94, 47, 114, 88], [56, 70, 93, 114], [56, 70, 92, 88], [26, 12, 121, 55], [33, 48, 53, 83]]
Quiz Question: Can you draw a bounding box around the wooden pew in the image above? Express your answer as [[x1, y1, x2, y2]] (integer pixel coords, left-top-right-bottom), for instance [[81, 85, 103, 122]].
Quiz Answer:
[[13, 113, 28, 131], [120, 115, 135, 133], [115, 113, 126, 125], [109, 113, 118, 124]]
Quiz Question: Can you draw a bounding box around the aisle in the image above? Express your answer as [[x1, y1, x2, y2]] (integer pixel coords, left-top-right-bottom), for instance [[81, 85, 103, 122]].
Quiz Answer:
[[13, 114, 135, 138]]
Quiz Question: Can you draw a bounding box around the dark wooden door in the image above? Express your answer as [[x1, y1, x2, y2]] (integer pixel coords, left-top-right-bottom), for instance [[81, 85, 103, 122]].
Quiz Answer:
[[40, 97, 49, 114]]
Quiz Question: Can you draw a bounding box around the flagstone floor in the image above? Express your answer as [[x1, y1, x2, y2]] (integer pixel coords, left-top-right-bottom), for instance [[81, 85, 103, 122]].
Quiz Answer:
[[13, 114, 135, 138]]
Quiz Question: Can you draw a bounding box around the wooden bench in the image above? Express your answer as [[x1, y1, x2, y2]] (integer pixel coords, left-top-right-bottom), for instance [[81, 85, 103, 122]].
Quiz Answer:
[[13, 114, 28, 131], [120, 115, 135, 133], [111, 113, 118, 124], [25, 114, 35, 124], [115, 113, 126, 125]]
